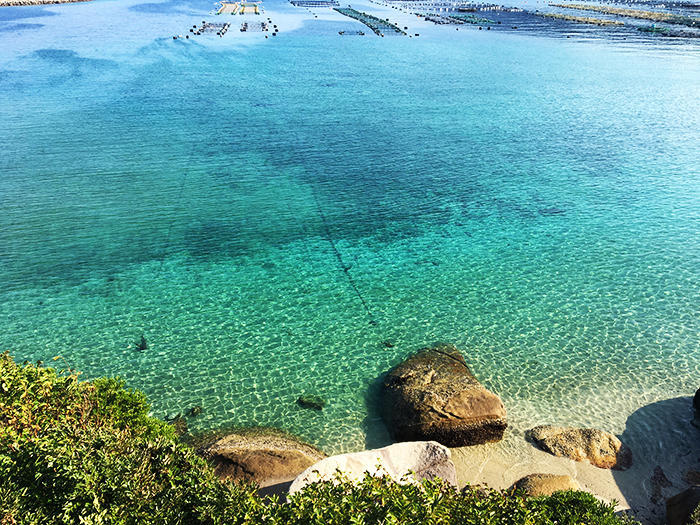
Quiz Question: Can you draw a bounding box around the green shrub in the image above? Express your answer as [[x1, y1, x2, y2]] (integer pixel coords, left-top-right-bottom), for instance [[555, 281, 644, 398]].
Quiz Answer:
[[280, 474, 636, 525], [0, 353, 263, 525], [0, 353, 637, 525]]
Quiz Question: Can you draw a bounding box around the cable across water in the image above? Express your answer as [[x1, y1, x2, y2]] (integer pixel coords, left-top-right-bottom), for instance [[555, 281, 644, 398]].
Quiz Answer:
[[312, 191, 377, 325]]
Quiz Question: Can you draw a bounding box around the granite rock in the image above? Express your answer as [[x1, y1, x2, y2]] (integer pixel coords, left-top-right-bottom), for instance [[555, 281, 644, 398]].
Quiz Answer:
[[512, 473, 579, 496], [382, 343, 507, 447], [289, 441, 456, 494], [199, 429, 326, 487], [526, 425, 632, 470]]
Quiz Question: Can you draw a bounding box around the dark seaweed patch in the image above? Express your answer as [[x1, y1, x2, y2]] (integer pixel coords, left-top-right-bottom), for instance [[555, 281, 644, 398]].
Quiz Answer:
[[0, 22, 43, 32]]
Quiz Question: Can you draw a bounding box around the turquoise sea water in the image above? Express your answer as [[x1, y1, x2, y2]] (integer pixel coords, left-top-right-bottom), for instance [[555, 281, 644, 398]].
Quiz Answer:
[[0, 0, 698, 454]]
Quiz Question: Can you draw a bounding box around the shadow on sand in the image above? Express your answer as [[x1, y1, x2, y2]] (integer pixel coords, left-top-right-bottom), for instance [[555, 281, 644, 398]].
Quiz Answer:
[[612, 395, 700, 524]]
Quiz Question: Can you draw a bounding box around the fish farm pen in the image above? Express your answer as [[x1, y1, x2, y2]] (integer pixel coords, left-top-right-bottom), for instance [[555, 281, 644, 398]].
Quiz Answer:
[[539, 12, 624, 26], [290, 0, 339, 6], [422, 13, 464, 24], [449, 13, 495, 24], [334, 7, 407, 35], [381, 1, 522, 13], [549, 3, 700, 28]]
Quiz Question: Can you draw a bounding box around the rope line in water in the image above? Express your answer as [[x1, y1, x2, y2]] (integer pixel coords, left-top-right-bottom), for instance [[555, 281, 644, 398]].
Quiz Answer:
[[312, 191, 376, 325], [157, 149, 194, 274]]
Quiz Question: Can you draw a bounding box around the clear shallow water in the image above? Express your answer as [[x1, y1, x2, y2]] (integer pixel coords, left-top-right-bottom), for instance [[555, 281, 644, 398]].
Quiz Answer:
[[0, 0, 698, 454]]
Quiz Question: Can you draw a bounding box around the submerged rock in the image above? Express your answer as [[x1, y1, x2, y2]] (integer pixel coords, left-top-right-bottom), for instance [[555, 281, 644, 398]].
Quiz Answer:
[[650, 465, 673, 504], [296, 395, 326, 411], [526, 425, 632, 470], [168, 415, 188, 436], [188, 405, 203, 417], [135, 335, 148, 351], [289, 441, 456, 494], [198, 428, 326, 487], [666, 486, 700, 525], [382, 343, 507, 447], [512, 473, 579, 496]]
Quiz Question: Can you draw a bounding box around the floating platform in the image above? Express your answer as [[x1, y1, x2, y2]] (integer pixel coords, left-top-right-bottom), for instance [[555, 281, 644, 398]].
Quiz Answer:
[[218, 1, 261, 15], [290, 0, 338, 6], [334, 7, 406, 35]]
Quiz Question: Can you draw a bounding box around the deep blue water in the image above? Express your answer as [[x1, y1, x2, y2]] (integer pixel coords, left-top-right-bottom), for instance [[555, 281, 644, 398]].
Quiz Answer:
[[0, 0, 698, 453]]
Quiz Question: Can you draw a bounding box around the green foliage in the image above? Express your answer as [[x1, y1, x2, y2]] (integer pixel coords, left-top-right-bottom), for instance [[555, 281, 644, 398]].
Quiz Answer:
[[0, 353, 638, 525], [279, 474, 636, 525], [0, 352, 263, 525]]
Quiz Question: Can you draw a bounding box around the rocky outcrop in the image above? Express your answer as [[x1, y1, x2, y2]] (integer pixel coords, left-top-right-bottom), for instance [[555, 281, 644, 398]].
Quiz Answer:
[[198, 428, 326, 488], [666, 486, 700, 525], [526, 425, 632, 470], [382, 344, 507, 447], [693, 389, 700, 429], [0, 0, 90, 5], [512, 473, 579, 496], [289, 441, 457, 494]]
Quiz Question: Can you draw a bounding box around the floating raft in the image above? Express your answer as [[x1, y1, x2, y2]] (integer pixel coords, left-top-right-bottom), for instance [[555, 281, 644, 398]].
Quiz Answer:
[[449, 13, 495, 24], [423, 13, 463, 24], [538, 12, 624, 26], [218, 1, 261, 14], [334, 7, 406, 35], [290, 0, 338, 6], [549, 3, 699, 28]]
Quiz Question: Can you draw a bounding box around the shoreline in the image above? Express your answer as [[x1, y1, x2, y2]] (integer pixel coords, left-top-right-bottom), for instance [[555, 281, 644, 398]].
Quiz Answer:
[[445, 393, 699, 525]]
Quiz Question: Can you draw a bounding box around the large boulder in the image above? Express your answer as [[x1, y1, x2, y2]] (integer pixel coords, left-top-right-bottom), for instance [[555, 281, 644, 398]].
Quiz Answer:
[[382, 344, 507, 447], [289, 441, 456, 494], [693, 389, 700, 429], [512, 473, 579, 497], [198, 428, 326, 488], [526, 425, 632, 470], [666, 486, 700, 525]]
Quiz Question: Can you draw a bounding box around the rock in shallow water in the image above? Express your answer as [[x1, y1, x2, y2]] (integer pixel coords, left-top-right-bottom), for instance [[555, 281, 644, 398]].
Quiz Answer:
[[526, 425, 632, 470], [512, 473, 579, 496], [296, 395, 326, 411], [289, 441, 456, 494], [382, 343, 507, 447], [666, 486, 700, 525], [198, 429, 326, 487]]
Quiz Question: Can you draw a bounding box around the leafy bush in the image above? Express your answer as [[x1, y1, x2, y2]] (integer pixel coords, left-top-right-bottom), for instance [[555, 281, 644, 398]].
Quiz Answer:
[[281, 474, 635, 525], [0, 353, 637, 525], [0, 353, 263, 525]]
